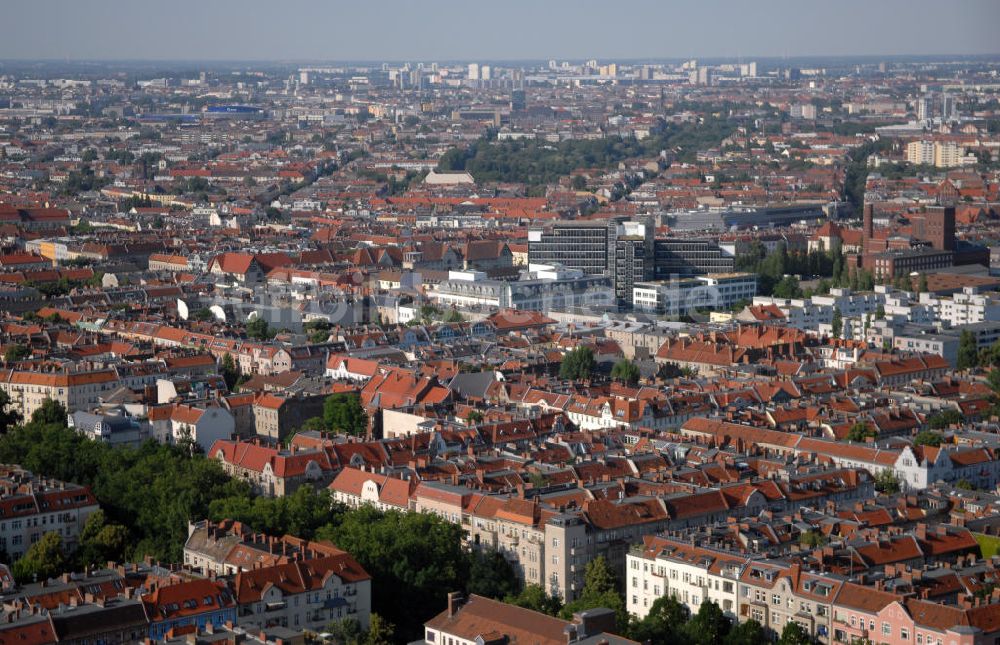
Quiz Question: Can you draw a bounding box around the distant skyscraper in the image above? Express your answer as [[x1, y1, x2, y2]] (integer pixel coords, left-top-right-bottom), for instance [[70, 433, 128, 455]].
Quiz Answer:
[[468, 63, 480, 81], [917, 96, 932, 121], [510, 89, 526, 112], [942, 94, 956, 121], [481, 65, 491, 81], [299, 71, 310, 85]]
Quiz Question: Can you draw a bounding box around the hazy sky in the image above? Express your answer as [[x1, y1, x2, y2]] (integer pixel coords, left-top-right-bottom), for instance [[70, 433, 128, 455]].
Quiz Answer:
[[4, 0, 999, 62]]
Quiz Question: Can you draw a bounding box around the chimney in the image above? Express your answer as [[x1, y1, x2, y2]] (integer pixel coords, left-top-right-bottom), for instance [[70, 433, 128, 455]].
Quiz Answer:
[[447, 591, 464, 618]]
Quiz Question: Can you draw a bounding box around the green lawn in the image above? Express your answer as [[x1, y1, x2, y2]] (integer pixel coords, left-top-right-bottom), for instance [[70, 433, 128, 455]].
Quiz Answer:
[[974, 533, 1000, 558]]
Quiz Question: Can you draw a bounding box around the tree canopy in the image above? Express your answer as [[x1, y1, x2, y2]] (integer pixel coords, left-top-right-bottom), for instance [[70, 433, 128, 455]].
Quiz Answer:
[[560, 347, 596, 381], [611, 359, 641, 385], [322, 392, 368, 437]]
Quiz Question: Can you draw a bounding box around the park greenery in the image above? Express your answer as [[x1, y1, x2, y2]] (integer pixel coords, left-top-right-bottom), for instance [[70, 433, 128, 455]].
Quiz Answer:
[[734, 242, 875, 299], [437, 118, 737, 185]]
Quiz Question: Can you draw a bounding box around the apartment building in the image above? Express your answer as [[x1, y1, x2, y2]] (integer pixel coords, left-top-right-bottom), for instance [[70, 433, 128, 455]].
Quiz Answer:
[[209, 440, 336, 497], [626, 536, 749, 620], [233, 554, 371, 632], [142, 579, 237, 641], [252, 392, 326, 444], [328, 466, 415, 512], [0, 466, 100, 560], [0, 365, 121, 419], [634, 273, 756, 315], [921, 287, 1000, 327]]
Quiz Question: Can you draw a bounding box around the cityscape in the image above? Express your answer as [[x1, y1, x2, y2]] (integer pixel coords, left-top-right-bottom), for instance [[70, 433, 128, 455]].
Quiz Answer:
[[2, 2, 1000, 644]]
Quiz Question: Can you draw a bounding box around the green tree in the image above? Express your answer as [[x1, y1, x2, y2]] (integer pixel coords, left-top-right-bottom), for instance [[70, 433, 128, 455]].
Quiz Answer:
[[957, 330, 979, 371], [190, 307, 215, 322], [466, 549, 521, 600], [875, 469, 901, 494], [610, 359, 641, 386], [466, 410, 484, 425], [559, 347, 596, 381], [875, 304, 885, 320], [917, 273, 929, 293], [3, 343, 31, 363], [629, 595, 689, 643], [220, 353, 241, 391], [76, 510, 130, 568], [560, 556, 628, 632], [245, 317, 274, 340], [831, 309, 843, 338], [209, 485, 334, 540], [324, 617, 364, 644], [31, 398, 68, 426], [913, 429, 945, 446], [322, 393, 367, 437], [316, 507, 469, 640], [504, 584, 562, 617], [727, 618, 769, 645], [13, 531, 67, 583], [0, 420, 247, 563], [0, 390, 22, 434], [299, 417, 327, 433], [956, 479, 975, 491], [778, 621, 813, 645], [363, 614, 395, 645], [683, 601, 731, 645], [847, 422, 872, 442], [772, 275, 803, 299]]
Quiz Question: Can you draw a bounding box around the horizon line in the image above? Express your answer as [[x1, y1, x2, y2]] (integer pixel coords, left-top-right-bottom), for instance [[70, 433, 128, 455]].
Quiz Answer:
[[2, 53, 1000, 66]]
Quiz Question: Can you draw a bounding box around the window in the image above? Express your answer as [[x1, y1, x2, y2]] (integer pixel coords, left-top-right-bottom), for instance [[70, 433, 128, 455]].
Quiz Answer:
[[900, 628, 909, 640], [772, 594, 781, 606], [882, 622, 890, 637]]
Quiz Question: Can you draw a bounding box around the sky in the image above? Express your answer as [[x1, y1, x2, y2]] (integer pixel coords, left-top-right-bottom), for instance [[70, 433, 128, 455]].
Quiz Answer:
[[3, 0, 999, 62]]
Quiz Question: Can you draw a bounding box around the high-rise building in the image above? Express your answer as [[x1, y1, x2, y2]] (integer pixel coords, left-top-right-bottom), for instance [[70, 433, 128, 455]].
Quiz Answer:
[[934, 141, 965, 168], [942, 94, 956, 121], [481, 65, 492, 81], [510, 89, 526, 112], [906, 140, 935, 165], [528, 221, 613, 276], [530, 222, 739, 308], [612, 220, 654, 304], [917, 96, 933, 121], [467, 63, 480, 81], [653, 239, 735, 278]]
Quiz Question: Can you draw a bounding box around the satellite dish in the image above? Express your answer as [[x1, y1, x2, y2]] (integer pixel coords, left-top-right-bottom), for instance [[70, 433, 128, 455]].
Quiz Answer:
[[209, 305, 226, 322], [247, 310, 260, 322], [176, 299, 189, 321]]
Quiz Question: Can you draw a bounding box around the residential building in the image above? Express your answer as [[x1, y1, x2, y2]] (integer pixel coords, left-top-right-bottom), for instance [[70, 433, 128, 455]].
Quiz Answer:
[[0, 465, 100, 560]]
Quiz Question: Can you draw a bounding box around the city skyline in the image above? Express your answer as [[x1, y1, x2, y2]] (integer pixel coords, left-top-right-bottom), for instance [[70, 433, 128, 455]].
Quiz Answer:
[[3, 0, 1000, 62]]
